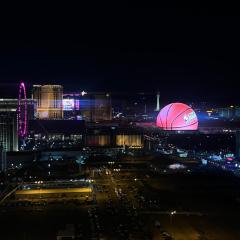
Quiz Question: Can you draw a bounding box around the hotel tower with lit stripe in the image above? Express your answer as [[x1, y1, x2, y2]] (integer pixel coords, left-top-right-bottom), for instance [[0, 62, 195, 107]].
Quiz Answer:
[[32, 85, 63, 119]]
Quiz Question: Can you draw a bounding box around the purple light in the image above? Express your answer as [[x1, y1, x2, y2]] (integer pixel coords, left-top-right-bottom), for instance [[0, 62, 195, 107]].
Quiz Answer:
[[17, 82, 27, 137]]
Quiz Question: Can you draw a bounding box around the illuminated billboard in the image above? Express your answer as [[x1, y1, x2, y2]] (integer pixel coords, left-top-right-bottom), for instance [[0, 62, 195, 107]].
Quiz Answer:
[[156, 103, 198, 130], [63, 99, 75, 111]]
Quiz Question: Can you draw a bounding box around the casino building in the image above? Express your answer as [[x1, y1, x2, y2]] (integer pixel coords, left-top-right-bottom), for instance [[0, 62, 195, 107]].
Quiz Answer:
[[0, 98, 35, 152], [32, 85, 63, 120], [63, 92, 112, 122], [27, 120, 144, 149]]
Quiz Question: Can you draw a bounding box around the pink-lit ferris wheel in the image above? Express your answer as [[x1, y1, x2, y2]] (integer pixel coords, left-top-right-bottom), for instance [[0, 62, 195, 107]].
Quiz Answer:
[[17, 82, 27, 137]]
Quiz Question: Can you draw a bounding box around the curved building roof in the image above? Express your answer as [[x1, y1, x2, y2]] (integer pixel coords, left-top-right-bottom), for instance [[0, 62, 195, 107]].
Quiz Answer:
[[156, 103, 198, 130]]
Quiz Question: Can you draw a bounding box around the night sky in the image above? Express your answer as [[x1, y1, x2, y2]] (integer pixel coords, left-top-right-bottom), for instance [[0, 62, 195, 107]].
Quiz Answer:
[[0, 5, 239, 103]]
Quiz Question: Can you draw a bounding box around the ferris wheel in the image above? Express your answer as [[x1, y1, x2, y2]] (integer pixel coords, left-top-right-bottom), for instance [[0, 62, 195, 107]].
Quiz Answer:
[[17, 82, 27, 137]]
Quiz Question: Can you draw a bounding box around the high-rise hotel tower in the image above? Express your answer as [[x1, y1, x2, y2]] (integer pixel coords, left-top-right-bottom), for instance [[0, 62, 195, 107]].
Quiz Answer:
[[32, 85, 63, 119]]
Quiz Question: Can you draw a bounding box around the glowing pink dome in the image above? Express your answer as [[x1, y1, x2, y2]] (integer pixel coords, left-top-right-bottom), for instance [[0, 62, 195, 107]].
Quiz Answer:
[[156, 103, 198, 130]]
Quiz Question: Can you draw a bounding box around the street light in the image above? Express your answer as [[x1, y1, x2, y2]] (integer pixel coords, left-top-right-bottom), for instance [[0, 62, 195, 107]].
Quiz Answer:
[[170, 210, 176, 224]]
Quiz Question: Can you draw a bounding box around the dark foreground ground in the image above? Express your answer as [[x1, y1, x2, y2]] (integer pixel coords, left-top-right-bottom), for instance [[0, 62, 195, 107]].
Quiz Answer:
[[1, 155, 240, 240]]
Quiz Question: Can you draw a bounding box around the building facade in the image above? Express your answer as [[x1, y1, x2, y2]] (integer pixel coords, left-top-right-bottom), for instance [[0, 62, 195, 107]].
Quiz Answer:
[[63, 92, 112, 122], [217, 106, 235, 119], [92, 93, 112, 121], [0, 112, 18, 152], [0, 145, 7, 172], [0, 98, 36, 121], [32, 85, 63, 119], [236, 130, 240, 159]]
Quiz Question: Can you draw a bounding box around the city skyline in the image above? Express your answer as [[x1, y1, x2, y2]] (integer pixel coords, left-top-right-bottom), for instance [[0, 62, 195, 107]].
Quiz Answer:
[[1, 5, 240, 240]]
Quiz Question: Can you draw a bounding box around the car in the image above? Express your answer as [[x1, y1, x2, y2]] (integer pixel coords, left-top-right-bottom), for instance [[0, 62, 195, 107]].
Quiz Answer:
[[161, 232, 171, 238]]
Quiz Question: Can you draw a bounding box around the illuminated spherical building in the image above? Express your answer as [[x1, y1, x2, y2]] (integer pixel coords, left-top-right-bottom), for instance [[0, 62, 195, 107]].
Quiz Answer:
[[156, 103, 198, 130]]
